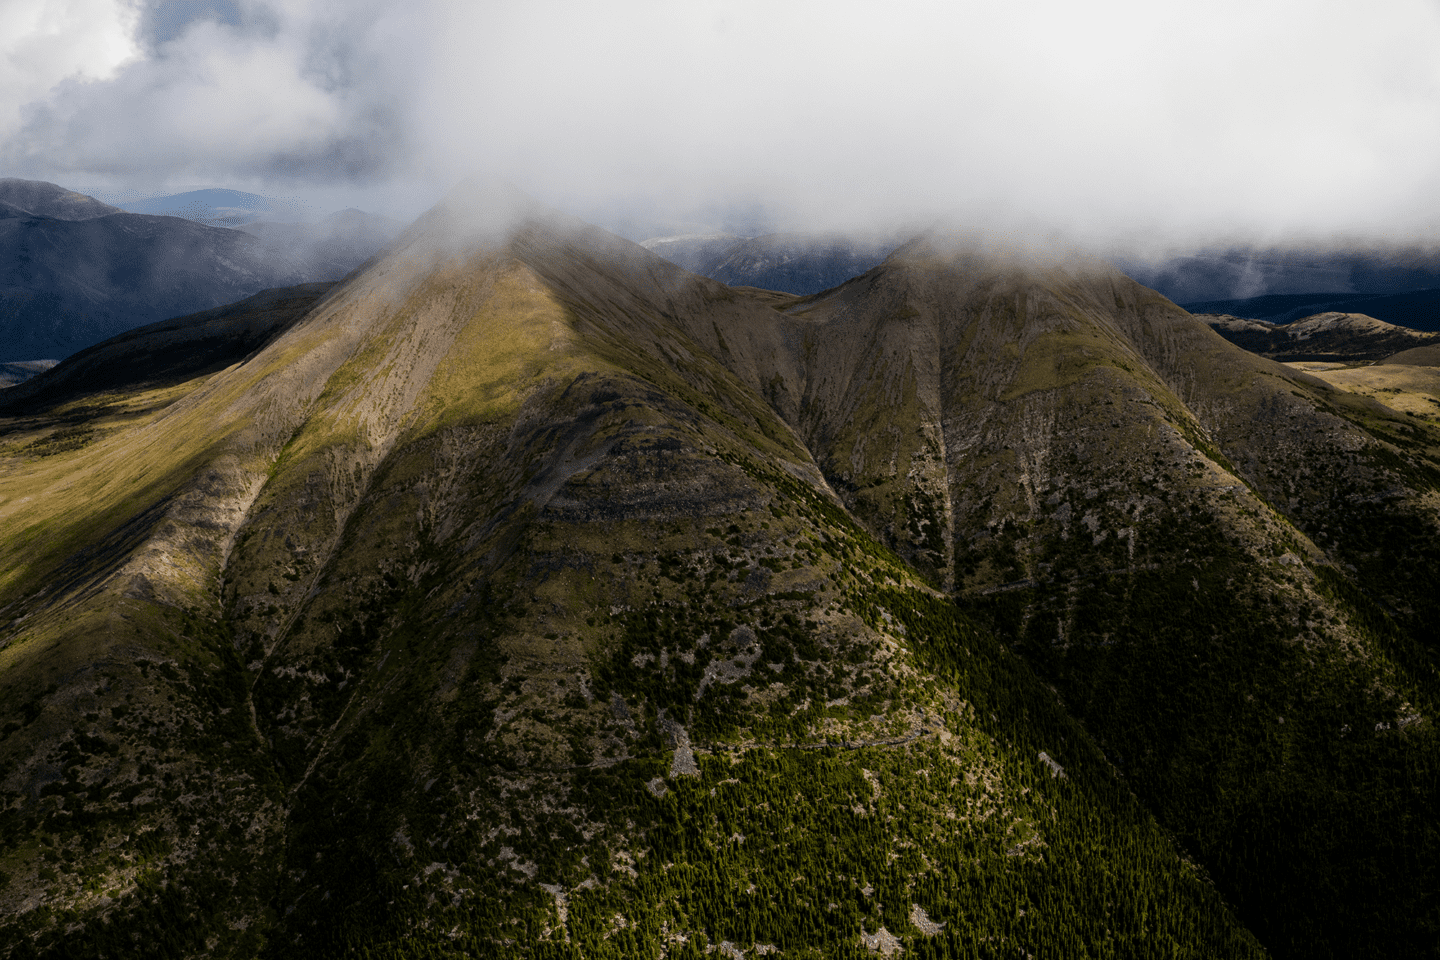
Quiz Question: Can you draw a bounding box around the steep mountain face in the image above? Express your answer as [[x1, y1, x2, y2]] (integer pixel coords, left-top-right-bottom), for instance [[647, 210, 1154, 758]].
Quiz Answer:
[[0, 181, 402, 364], [1, 190, 1438, 960], [1199, 311, 1440, 362]]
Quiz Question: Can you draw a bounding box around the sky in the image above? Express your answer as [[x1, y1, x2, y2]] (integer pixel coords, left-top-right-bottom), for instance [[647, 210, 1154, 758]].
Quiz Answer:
[[5, 0, 1440, 250]]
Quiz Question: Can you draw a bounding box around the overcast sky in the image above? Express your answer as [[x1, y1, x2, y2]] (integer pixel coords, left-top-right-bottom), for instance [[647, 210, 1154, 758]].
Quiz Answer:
[[5, 0, 1440, 249]]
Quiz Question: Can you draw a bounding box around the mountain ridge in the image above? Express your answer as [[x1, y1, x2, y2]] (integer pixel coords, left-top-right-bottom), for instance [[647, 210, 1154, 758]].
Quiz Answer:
[[0, 180, 123, 221]]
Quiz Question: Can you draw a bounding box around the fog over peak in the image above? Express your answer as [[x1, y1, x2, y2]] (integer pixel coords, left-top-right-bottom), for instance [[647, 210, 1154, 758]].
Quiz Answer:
[[6, 0, 1440, 249]]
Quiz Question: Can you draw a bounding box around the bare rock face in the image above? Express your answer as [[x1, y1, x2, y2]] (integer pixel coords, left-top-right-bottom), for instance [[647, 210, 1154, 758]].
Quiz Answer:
[[1, 184, 1438, 959], [860, 924, 904, 955]]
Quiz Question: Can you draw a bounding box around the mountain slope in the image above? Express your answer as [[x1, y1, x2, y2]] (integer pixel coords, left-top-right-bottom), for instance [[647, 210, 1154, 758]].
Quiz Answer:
[[0, 283, 337, 412], [0, 205, 310, 362], [666, 236, 1440, 956], [2, 191, 1439, 959], [0, 189, 1267, 959], [0, 362, 55, 389], [1183, 289, 1440, 331], [1295, 361, 1440, 423]]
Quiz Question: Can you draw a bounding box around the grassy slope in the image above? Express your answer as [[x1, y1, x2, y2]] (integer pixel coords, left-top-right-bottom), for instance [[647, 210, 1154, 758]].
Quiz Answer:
[[1294, 361, 1440, 423]]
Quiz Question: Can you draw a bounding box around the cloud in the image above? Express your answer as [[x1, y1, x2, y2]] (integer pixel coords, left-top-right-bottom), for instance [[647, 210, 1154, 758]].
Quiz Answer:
[[0, 0, 140, 137], [8, 0, 1440, 246], [414, 0, 1440, 244], [5, 0, 417, 187]]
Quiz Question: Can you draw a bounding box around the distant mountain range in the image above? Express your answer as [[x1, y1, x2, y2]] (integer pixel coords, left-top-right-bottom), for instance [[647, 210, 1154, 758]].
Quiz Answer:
[[642, 231, 899, 294], [1199, 311, 1440, 362], [1123, 246, 1440, 303], [0, 180, 404, 362], [0, 179, 122, 220], [0, 283, 336, 407], [1123, 246, 1440, 330], [113, 188, 311, 227], [1183, 288, 1440, 330]]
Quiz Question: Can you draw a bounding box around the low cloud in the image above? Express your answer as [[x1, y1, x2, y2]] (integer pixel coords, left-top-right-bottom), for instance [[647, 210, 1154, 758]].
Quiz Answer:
[[8, 0, 1440, 248]]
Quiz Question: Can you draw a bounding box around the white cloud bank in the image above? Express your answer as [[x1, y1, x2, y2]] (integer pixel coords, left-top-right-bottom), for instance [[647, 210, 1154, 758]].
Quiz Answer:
[[7, 0, 1440, 246], [0, 0, 141, 136]]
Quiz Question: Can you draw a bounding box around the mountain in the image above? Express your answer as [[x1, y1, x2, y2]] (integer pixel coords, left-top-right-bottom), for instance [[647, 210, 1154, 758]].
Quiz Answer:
[[238, 209, 407, 279], [1123, 246, 1440, 304], [0, 203, 309, 362], [0, 180, 401, 363], [115, 189, 309, 227], [1123, 246, 1440, 332], [1, 187, 1438, 959], [0, 282, 337, 412], [1184, 289, 1440, 331], [1382, 343, 1440, 366], [1198, 311, 1440, 361], [0, 180, 123, 221], [642, 232, 899, 295]]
